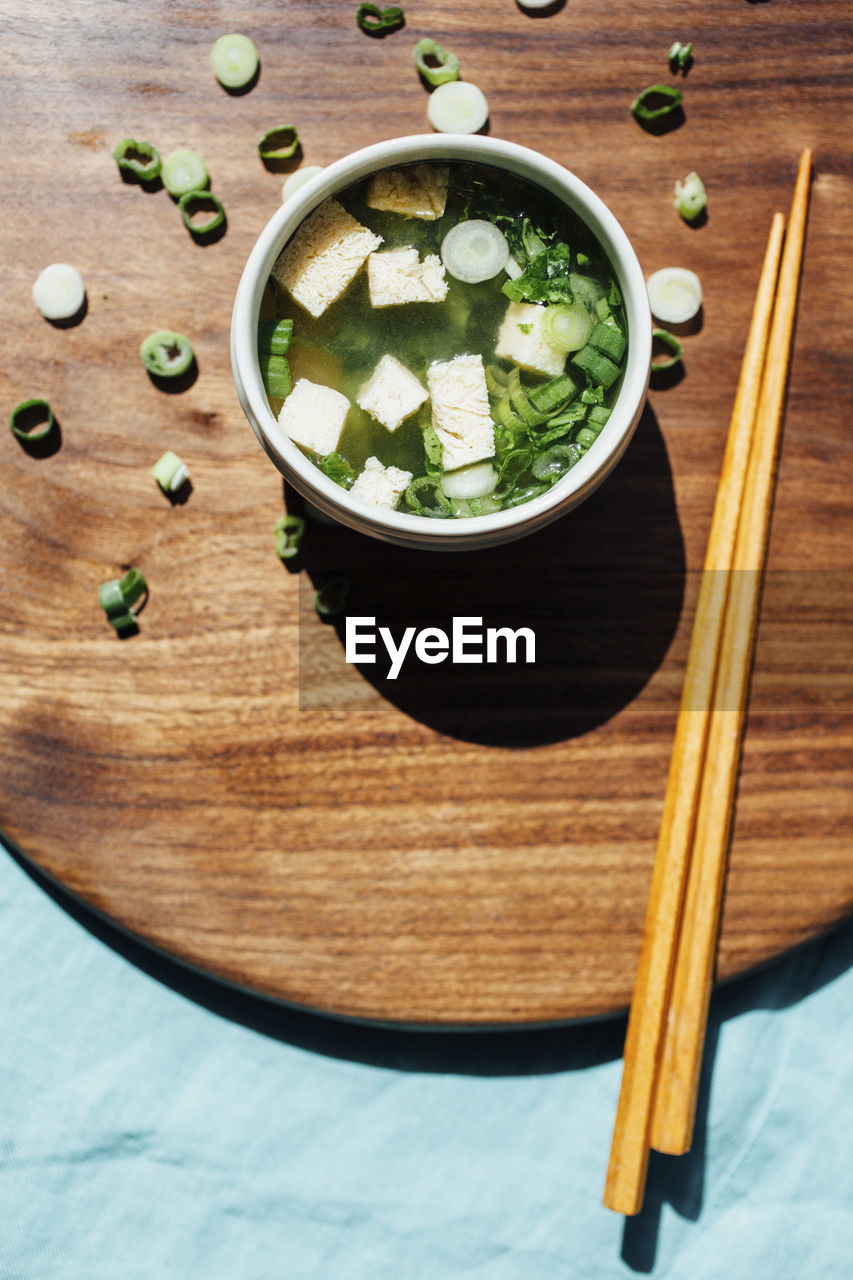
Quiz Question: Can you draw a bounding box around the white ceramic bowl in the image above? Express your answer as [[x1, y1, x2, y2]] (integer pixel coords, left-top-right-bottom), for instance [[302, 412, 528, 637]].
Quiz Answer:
[[232, 134, 651, 551]]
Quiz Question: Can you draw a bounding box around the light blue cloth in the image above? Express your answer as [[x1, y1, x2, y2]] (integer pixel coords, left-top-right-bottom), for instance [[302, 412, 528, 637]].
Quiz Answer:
[[2, 841, 852, 1280]]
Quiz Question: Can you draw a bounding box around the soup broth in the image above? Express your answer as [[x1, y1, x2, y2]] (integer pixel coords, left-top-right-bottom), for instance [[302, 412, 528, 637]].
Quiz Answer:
[[261, 161, 628, 518]]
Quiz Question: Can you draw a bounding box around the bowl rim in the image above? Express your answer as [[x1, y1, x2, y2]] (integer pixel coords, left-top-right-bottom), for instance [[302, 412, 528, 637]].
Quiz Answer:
[[231, 133, 651, 547]]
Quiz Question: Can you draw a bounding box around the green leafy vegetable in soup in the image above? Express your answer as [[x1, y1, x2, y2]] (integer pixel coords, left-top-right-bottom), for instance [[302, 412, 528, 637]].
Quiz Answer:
[[260, 161, 628, 518]]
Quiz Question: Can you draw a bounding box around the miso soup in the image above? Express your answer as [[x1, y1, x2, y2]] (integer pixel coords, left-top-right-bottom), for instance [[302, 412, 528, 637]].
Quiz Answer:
[[260, 161, 628, 518]]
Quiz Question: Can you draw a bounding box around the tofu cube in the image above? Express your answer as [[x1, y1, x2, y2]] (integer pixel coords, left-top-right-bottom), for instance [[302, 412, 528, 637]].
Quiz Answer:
[[367, 248, 448, 307], [366, 164, 449, 220], [427, 354, 495, 473], [272, 198, 382, 319], [350, 456, 413, 511], [495, 301, 566, 378], [277, 378, 350, 455], [357, 355, 428, 432]]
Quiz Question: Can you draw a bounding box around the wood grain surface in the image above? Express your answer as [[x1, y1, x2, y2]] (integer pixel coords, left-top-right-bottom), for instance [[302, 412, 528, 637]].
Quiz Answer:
[[1, 0, 851, 1025]]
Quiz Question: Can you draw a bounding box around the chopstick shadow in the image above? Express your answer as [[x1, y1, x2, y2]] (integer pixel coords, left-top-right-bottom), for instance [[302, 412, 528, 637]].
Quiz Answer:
[[618, 919, 852, 1272], [291, 402, 685, 746]]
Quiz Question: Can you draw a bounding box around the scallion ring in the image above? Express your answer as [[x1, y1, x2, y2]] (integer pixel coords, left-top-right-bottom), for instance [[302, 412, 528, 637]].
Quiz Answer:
[[274, 515, 306, 561], [10, 398, 55, 442], [258, 125, 300, 162], [98, 568, 147, 633], [32, 264, 86, 321], [631, 84, 683, 123], [177, 190, 225, 237], [151, 451, 189, 494], [315, 577, 351, 618], [413, 38, 460, 87], [404, 474, 451, 517], [112, 138, 161, 181], [427, 80, 489, 134], [674, 171, 707, 223], [541, 303, 595, 353], [140, 331, 194, 379], [210, 34, 259, 89], [162, 150, 209, 198], [646, 267, 702, 325], [440, 220, 509, 283], [651, 328, 684, 372], [356, 4, 404, 36]]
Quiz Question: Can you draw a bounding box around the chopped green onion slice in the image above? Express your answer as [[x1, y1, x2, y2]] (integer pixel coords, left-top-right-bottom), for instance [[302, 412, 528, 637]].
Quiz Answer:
[[98, 568, 147, 631], [258, 125, 300, 161], [140, 331, 194, 378], [668, 41, 694, 72], [646, 267, 703, 324], [404, 474, 451, 517], [162, 150, 209, 197], [112, 138, 161, 181], [531, 444, 583, 481], [315, 577, 351, 617], [151, 450, 189, 493], [356, 4, 405, 36], [541, 303, 594, 353], [440, 220, 509, 283], [503, 483, 548, 509], [413, 38, 460, 87], [274, 514, 306, 560], [575, 426, 600, 450], [674, 170, 707, 222], [32, 263, 86, 320], [427, 80, 489, 134], [589, 321, 627, 361], [258, 318, 294, 356], [210, 33, 259, 88], [282, 166, 324, 201], [651, 328, 684, 372], [261, 355, 291, 400], [631, 83, 683, 122], [10, 398, 55, 442], [177, 190, 225, 236], [571, 345, 622, 390]]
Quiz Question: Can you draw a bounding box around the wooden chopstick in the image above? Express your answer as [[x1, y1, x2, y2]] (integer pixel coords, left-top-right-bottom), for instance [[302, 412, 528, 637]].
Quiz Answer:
[[650, 148, 813, 1156], [602, 172, 802, 1214]]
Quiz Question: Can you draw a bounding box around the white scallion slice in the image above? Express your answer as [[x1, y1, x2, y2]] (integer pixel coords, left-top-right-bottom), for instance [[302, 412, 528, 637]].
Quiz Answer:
[[673, 170, 707, 222], [541, 303, 595, 353], [162, 150, 209, 197], [282, 166, 325, 202], [504, 255, 523, 280], [646, 267, 703, 325], [441, 220, 509, 284], [32, 263, 86, 320], [151, 451, 189, 494], [440, 461, 498, 500], [427, 81, 489, 134], [210, 33, 259, 88]]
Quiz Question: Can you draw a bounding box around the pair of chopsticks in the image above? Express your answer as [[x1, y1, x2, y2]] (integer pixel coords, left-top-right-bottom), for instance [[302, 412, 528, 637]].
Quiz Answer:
[[603, 149, 813, 1217]]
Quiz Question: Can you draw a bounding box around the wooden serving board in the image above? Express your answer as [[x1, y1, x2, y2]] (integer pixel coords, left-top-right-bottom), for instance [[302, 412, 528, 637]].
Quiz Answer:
[[1, 0, 851, 1025]]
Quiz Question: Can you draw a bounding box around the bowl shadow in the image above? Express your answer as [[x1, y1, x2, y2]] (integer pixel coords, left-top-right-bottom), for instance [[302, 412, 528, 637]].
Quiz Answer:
[[291, 401, 684, 746]]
